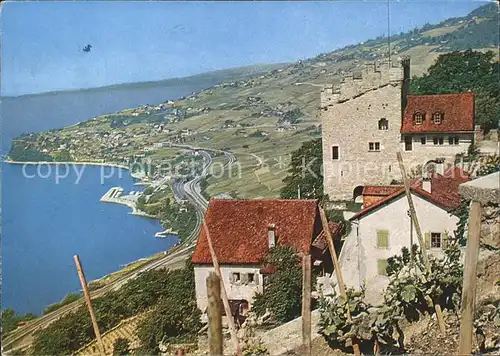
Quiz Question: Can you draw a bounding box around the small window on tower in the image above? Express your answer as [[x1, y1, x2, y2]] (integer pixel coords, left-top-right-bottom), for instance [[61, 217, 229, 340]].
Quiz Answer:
[[433, 112, 443, 124], [332, 146, 339, 160], [414, 112, 424, 125], [378, 118, 389, 130], [421, 137, 427, 145]]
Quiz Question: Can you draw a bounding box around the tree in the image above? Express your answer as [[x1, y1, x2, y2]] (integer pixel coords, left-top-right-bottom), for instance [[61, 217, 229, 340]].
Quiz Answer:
[[411, 50, 499, 131], [251, 246, 303, 324], [280, 138, 324, 200], [113, 337, 131, 356], [1, 309, 38, 334]]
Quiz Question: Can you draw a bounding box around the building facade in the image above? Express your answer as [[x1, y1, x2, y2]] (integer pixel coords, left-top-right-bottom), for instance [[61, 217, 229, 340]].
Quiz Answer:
[[191, 199, 332, 314], [337, 166, 470, 304], [321, 58, 475, 200]]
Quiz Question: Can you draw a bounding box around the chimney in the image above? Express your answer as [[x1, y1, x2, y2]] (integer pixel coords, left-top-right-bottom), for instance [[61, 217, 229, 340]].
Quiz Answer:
[[268, 224, 276, 248], [435, 158, 445, 176], [422, 177, 432, 193]]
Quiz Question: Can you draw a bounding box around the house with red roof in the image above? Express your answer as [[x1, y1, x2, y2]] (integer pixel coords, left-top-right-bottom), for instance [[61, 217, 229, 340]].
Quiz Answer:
[[321, 58, 476, 201], [335, 164, 470, 304], [191, 199, 338, 314], [401, 93, 475, 154]]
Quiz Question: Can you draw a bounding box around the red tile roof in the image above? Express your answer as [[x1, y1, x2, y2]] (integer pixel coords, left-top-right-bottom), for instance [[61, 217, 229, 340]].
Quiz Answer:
[[413, 166, 471, 211], [362, 185, 403, 196], [192, 199, 320, 265], [350, 166, 470, 220], [401, 93, 474, 134]]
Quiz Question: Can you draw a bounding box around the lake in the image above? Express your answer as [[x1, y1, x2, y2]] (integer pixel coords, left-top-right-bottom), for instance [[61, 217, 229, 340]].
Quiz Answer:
[[2, 163, 177, 314], [1, 78, 220, 314]]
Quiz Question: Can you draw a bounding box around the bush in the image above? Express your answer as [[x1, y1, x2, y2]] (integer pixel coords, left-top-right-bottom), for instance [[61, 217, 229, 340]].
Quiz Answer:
[[385, 244, 463, 320], [113, 337, 131, 356], [252, 246, 303, 324], [319, 243, 464, 353], [33, 261, 198, 355], [136, 262, 200, 354], [43, 292, 82, 315]]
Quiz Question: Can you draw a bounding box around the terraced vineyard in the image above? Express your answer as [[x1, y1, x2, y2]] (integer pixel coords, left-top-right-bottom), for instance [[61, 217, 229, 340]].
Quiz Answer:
[[77, 312, 148, 355]]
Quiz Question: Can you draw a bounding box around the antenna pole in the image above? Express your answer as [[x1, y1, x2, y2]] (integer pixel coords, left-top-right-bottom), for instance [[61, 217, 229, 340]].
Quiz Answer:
[[387, 0, 391, 65]]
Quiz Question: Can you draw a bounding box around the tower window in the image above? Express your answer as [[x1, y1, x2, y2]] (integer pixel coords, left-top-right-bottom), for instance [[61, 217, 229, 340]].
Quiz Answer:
[[378, 118, 389, 130], [421, 137, 427, 145], [433, 112, 443, 124], [414, 112, 424, 125], [369, 142, 380, 151], [332, 146, 339, 160]]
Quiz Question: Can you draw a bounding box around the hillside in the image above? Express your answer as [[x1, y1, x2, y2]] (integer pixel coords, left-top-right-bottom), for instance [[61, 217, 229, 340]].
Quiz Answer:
[[9, 3, 499, 200]]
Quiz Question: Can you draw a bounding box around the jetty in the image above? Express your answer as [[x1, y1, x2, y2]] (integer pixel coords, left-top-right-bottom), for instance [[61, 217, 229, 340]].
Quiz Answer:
[[100, 187, 153, 218], [154, 228, 179, 238]]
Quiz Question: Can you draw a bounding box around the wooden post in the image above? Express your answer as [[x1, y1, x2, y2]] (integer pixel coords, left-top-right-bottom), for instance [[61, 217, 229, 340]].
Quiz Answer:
[[74, 255, 105, 355], [396, 152, 429, 268], [319, 207, 360, 356], [207, 272, 223, 356], [301, 254, 312, 356], [458, 201, 482, 355], [397, 152, 446, 334], [202, 220, 242, 356]]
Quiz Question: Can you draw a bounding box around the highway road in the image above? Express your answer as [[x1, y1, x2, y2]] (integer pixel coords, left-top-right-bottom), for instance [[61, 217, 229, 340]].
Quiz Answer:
[[2, 146, 236, 353]]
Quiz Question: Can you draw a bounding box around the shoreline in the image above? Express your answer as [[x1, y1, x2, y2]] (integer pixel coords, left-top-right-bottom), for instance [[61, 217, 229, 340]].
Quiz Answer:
[[5, 159, 129, 170]]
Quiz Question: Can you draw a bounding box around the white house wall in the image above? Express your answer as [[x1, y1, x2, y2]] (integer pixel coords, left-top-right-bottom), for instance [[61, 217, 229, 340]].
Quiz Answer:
[[338, 193, 459, 305], [194, 265, 263, 313]]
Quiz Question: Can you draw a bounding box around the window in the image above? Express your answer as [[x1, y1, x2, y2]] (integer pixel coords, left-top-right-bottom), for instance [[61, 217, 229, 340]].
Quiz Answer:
[[449, 136, 459, 145], [232, 272, 241, 283], [376, 230, 389, 248], [414, 112, 424, 125], [433, 137, 444, 145], [248, 273, 255, 284], [433, 112, 443, 124], [431, 232, 442, 248], [332, 146, 339, 160], [377, 259, 389, 276], [369, 142, 381, 151], [405, 136, 413, 151], [378, 118, 389, 130], [421, 137, 426, 145]]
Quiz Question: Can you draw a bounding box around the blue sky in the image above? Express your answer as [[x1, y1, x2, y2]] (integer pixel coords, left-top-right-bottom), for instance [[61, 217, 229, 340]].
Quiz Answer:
[[1, 1, 488, 96]]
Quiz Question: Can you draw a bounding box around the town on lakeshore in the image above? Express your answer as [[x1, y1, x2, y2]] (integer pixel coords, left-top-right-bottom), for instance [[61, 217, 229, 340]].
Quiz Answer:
[[2, 2, 499, 356]]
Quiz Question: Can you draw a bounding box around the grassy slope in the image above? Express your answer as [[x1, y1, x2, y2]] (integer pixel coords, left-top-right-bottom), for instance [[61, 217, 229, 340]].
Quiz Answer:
[[20, 3, 498, 199]]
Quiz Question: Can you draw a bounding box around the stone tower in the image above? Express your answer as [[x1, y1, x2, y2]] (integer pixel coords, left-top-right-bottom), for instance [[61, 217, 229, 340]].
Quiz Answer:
[[321, 58, 411, 201]]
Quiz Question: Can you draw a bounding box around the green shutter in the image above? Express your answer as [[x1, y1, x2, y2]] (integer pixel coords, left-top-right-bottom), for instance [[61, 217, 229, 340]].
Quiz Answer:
[[442, 231, 449, 249], [377, 259, 389, 276], [424, 232, 431, 250], [377, 230, 389, 248]]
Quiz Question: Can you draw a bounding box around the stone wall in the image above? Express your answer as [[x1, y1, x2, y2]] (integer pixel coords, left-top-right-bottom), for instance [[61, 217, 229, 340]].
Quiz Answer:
[[480, 203, 499, 249]]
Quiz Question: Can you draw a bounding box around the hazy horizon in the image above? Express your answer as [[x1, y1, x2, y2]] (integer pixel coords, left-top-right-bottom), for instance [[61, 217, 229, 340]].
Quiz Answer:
[[1, 0, 488, 97]]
